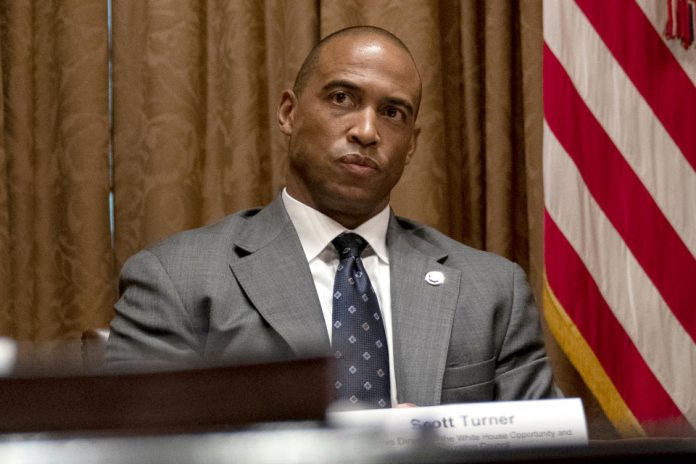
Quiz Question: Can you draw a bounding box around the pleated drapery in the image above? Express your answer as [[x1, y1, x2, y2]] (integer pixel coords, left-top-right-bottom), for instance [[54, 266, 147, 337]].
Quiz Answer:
[[0, 1, 114, 362]]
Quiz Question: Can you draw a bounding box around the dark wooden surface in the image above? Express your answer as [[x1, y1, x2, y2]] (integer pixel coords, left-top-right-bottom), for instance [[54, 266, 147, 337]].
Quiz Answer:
[[0, 357, 331, 433]]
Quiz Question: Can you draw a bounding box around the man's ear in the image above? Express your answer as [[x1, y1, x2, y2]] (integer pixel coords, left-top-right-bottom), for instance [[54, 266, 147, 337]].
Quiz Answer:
[[405, 126, 421, 165], [277, 90, 297, 136]]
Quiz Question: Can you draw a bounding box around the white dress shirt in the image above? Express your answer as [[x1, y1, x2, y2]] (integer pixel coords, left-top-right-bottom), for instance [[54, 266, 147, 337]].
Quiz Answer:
[[282, 189, 398, 405]]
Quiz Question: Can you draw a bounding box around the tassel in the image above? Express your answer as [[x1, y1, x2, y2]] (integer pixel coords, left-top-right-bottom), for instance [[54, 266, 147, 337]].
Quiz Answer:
[[665, 0, 695, 49], [665, 0, 675, 38], [687, 0, 696, 48], [677, 0, 689, 46]]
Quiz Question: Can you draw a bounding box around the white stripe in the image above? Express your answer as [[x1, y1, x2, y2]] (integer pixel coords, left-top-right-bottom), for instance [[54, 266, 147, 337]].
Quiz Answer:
[[543, 122, 696, 425], [635, 0, 696, 88], [544, 0, 696, 260]]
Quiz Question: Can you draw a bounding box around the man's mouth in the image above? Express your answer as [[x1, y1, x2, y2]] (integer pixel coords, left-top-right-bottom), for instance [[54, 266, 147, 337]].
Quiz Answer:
[[338, 154, 379, 173]]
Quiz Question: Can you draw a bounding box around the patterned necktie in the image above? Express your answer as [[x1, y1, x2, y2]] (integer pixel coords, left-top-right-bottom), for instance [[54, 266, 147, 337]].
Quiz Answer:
[[331, 232, 391, 408]]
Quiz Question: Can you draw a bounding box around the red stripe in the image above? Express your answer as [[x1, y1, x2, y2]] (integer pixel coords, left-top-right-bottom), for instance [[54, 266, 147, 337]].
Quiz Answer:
[[545, 212, 692, 434], [544, 44, 696, 344], [576, 0, 696, 170]]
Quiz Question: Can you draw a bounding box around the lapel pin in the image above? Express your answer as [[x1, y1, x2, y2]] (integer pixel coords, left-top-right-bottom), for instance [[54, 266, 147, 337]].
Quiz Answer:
[[425, 271, 445, 286]]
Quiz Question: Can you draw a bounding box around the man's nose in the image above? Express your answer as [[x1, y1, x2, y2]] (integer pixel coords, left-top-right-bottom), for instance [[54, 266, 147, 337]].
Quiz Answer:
[[347, 108, 380, 146]]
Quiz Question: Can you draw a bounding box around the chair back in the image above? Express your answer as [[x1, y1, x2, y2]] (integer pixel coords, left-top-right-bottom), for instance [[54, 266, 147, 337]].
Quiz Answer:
[[81, 328, 110, 371]]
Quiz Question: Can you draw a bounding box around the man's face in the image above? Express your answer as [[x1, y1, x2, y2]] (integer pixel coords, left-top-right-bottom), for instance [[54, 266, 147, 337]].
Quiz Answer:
[[278, 34, 421, 229]]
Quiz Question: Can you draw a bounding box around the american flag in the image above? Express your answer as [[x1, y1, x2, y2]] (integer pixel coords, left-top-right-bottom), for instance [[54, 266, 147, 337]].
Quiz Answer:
[[543, 0, 696, 436]]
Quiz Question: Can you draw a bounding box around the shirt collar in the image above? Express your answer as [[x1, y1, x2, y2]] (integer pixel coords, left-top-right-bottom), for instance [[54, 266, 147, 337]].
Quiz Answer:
[[282, 188, 389, 263]]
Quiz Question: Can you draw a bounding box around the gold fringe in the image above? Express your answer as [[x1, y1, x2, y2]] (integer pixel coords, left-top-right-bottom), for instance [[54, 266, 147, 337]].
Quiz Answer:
[[543, 274, 645, 437]]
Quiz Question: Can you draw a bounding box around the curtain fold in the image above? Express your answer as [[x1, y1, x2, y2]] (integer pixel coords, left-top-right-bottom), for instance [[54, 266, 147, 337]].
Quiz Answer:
[[111, 0, 318, 270], [0, 0, 114, 355]]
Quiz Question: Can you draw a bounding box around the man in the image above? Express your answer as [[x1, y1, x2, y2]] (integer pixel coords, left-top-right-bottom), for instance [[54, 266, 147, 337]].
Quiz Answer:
[[105, 26, 557, 407]]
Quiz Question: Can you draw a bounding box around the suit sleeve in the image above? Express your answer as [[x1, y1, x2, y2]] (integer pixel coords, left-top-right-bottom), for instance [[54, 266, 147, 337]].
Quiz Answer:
[[494, 263, 559, 400], [103, 249, 203, 371]]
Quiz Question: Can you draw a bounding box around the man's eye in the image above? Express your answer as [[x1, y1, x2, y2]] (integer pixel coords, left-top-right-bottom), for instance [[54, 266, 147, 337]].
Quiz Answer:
[[384, 107, 404, 120], [331, 92, 351, 104]]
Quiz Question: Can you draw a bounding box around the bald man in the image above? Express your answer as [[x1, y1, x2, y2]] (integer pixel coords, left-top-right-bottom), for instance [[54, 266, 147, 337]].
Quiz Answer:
[[105, 26, 557, 408]]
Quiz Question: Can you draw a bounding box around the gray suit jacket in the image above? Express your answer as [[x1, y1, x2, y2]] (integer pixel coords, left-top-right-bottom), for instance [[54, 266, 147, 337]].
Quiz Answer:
[[106, 196, 556, 405]]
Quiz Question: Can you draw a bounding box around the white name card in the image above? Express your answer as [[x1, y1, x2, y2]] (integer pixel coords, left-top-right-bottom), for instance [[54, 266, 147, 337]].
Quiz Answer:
[[329, 398, 588, 450]]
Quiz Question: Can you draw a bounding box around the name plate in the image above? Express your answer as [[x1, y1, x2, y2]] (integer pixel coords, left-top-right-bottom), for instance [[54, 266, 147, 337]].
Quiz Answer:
[[329, 398, 588, 450]]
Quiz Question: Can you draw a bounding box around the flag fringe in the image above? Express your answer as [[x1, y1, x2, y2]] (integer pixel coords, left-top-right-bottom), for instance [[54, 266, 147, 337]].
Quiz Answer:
[[542, 275, 645, 438]]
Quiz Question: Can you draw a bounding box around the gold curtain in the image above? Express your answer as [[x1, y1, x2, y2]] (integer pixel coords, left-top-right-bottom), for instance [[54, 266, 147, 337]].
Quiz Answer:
[[111, 0, 318, 269], [0, 0, 114, 361]]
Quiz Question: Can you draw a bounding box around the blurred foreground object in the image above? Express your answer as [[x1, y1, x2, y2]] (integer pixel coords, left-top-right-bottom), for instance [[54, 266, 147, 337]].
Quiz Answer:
[[0, 427, 694, 464], [81, 327, 110, 371], [0, 337, 17, 376], [0, 357, 329, 434]]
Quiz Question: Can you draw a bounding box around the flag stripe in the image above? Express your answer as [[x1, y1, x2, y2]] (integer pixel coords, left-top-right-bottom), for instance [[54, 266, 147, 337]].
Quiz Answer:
[[544, 122, 696, 426], [542, 277, 645, 437], [575, 0, 696, 171], [544, 45, 696, 344], [545, 212, 689, 429], [543, 0, 696, 258]]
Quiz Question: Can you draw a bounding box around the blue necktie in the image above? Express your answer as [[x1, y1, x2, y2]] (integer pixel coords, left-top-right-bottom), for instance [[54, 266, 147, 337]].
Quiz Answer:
[[331, 232, 391, 408]]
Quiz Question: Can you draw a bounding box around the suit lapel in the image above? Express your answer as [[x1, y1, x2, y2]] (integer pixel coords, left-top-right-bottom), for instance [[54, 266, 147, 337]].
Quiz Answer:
[[228, 198, 330, 358], [388, 217, 461, 406], [227, 200, 462, 404]]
